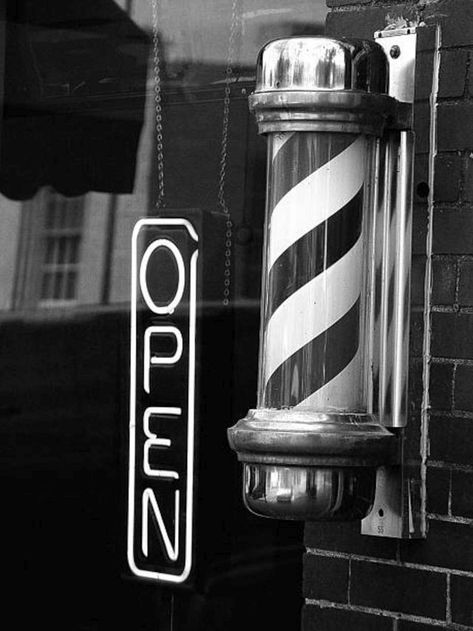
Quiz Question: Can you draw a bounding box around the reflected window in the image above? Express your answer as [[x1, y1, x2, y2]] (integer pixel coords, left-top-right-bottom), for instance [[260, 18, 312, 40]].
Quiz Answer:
[[40, 192, 84, 305], [0, 0, 328, 315], [12, 188, 85, 309]]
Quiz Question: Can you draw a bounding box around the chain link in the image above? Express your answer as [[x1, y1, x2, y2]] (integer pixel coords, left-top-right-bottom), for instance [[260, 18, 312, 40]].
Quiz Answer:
[[218, 0, 241, 306], [150, 0, 165, 210], [151, 0, 241, 303]]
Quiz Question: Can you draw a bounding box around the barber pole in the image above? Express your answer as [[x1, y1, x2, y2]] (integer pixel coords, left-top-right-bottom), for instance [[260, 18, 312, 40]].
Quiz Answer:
[[260, 131, 371, 413], [229, 36, 400, 522]]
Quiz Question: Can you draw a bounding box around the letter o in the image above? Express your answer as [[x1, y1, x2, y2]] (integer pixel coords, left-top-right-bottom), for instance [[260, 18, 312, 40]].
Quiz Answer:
[[139, 239, 185, 315]]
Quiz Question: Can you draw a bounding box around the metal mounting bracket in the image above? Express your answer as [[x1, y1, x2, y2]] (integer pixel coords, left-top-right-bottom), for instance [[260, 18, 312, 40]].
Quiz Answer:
[[361, 27, 424, 539]]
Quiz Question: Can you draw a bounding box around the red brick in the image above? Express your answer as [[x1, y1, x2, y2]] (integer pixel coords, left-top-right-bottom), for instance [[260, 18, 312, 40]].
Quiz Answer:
[[412, 205, 428, 255], [433, 208, 473, 255], [401, 519, 473, 571], [434, 154, 462, 202], [458, 260, 473, 306], [426, 467, 450, 515], [455, 364, 473, 411], [432, 312, 473, 359], [469, 55, 473, 98], [350, 560, 446, 618], [451, 575, 473, 625], [451, 470, 473, 518], [431, 258, 456, 306], [430, 362, 454, 410], [429, 416, 473, 466], [438, 0, 473, 47], [409, 360, 423, 411], [438, 50, 468, 98], [464, 153, 473, 201], [411, 256, 426, 306], [303, 554, 348, 602], [438, 104, 473, 152], [410, 310, 425, 358]]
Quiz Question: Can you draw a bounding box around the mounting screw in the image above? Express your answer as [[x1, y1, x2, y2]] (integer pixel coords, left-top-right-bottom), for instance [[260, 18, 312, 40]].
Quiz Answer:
[[390, 45, 401, 59]]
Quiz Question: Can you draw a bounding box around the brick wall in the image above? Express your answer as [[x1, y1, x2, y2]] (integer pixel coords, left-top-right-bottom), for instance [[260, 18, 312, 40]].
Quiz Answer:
[[303, 1, 473, 629]]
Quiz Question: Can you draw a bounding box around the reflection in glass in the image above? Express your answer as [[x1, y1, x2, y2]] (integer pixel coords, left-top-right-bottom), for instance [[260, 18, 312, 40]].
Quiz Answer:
[[0, 1, 329, 629], [257, 132, 376, 414], [245, 463, 375, 520], [0, 0, 327, 314]]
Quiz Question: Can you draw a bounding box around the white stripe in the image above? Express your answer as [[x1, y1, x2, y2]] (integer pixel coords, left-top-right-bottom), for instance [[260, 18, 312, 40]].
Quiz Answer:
[[263, 238, 363, 385], [268, 136, 366, 269], [271, 132, 295, 161], [294, 345, 363, 411]]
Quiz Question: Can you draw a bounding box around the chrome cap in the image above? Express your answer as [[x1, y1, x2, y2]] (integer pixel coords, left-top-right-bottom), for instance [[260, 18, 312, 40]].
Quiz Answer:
[[249, 37, 405, 136], [255, 36, 389, 95]]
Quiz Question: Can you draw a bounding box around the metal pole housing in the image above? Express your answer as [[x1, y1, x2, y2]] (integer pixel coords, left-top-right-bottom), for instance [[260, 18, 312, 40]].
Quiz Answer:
[[228, 36, 409, 521]]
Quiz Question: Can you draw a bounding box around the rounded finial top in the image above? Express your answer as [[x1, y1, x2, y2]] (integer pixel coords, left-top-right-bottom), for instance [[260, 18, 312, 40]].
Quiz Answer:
[[255, 36, 389, 95]]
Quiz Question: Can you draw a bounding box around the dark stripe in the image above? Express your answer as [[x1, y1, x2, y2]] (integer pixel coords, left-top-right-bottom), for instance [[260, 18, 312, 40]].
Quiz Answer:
[[270, 134, 356, 211], [266, 186, 363, 319], [264, 299, 360, 408]]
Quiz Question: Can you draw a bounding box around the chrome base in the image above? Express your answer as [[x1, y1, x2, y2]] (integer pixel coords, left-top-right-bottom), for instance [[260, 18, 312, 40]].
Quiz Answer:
[[228, 408, 396, 521], [228, 408, 397, 467], [244, 463, 376, 521]]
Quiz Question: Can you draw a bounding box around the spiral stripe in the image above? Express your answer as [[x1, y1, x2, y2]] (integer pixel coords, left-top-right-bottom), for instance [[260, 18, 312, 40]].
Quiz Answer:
[[266, 187, 363, 319], [268, 136, 366, 268], [270, 133, 356, 211], [264, 299, 360, 408], [261, 133, 368, 410], [263, 238, 363, 385], [295, 345, 362, 411], [271, 132, 295, 163]]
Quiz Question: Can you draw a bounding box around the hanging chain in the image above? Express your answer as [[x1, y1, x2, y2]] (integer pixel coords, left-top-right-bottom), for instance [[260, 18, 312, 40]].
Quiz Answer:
[[218, 0, 241, 306], [150, 0, 166, 210], [150, 0, 241, 302]]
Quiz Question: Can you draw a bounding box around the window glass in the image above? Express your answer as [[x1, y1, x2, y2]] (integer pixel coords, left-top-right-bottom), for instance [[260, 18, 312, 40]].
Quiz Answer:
[[0, 2, 327, 630]]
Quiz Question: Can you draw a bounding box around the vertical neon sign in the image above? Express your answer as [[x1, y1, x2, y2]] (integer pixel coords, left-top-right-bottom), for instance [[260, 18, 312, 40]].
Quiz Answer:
[[128, 218, 198, 583]]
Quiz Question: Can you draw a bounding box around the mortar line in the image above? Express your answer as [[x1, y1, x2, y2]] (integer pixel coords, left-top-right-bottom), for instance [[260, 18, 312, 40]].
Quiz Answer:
[[446, 572, 452, 623], [420, 22, 442, 537], [306, 547, 473, 578]]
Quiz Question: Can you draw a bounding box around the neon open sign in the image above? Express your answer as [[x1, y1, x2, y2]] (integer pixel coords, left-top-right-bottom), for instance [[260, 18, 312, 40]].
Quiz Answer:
[[127, 218, 198, 583]]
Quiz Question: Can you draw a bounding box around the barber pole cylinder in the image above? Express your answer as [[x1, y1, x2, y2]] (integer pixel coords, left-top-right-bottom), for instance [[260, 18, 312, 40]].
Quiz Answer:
[[259, 131, 372, 413], [228, 37, 402, 521]]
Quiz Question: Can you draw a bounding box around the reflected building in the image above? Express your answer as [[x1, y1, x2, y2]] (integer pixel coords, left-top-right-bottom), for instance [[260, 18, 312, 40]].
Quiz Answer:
[[0, 2, 326, 630], [0, 0, 326, 315]]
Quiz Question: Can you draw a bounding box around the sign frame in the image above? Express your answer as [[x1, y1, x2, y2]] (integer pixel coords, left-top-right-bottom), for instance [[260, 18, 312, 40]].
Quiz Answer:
[[127, 217, 198, 584]]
